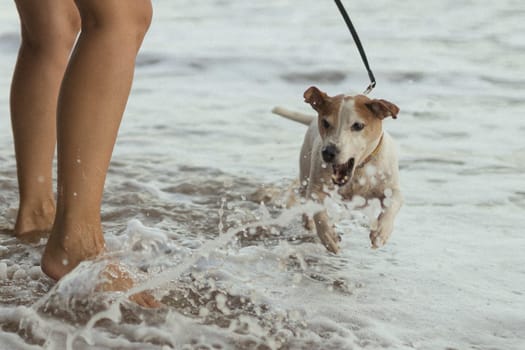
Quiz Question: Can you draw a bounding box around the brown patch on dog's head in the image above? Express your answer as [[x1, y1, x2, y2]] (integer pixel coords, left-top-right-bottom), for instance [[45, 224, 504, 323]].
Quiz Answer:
[[353, 95, 399, 139], [304, 86, 344, 138], [304, 86, 345, 115], [364, 98, 399, 120], [304, 86, 330, 113], [352, 95, 382, 139]]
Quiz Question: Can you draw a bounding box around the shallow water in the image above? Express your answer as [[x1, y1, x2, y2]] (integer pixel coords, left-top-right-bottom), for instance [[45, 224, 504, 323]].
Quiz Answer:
[[1, 0, 524, 349]]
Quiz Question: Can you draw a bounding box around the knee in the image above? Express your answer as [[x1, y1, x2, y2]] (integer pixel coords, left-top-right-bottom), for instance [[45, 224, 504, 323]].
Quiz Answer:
[[131, 3, 153, 40], [20, 11, 80, 55], [77, 1, 153, 49], [126, 5, 153, 47]]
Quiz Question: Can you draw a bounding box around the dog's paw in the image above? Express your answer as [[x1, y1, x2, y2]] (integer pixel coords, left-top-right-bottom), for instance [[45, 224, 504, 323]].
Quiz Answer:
[[320, 229, 340, 254], [369, 224, 393, 249], [369, 230, 385, 248], [302, 214, 314, 231]]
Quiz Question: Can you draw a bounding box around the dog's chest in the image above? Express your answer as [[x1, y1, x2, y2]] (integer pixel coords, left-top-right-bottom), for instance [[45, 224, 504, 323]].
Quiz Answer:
[[339, 164, 388, 200]]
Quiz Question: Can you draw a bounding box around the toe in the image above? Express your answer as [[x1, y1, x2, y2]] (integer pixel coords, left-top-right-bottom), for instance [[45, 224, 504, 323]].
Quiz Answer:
[[130, 291, 162, 308]]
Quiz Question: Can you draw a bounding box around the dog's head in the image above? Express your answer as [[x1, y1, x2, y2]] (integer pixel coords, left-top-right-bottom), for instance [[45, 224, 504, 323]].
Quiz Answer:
[[304, 86, 399, 186]]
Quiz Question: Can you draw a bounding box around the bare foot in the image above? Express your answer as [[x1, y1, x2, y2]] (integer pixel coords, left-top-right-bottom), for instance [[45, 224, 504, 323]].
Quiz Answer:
[[14, 197, 56, 236], [96, 264, 161, 308], [41, 221, 160, 308]]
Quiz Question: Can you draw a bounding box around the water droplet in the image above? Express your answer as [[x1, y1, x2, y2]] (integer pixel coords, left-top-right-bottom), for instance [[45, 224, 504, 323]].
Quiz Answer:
[[62, 259, 69, 266], [215, 293, 231, 315], [365, 165, 377, 176], [199, 306, 210, 317]]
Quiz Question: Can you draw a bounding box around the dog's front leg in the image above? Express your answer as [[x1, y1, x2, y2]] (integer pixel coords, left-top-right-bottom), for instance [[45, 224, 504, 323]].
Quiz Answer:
[[313, 210, 340, 253], [369, 189, 403, 248], [302, 136, 341, 253], [306, 177, 340, 254]]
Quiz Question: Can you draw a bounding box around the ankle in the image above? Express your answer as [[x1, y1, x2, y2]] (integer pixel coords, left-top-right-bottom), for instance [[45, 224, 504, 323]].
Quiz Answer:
[[52, 216, 105, 256], [15, 195, 56, 235]]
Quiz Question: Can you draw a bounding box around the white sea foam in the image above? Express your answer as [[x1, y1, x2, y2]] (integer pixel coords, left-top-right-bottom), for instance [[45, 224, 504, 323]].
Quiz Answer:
[[0, 262, 7, 280]]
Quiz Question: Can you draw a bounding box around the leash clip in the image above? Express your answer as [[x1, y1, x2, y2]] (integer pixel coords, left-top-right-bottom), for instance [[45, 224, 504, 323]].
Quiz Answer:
[[363, 81, 376, 95]]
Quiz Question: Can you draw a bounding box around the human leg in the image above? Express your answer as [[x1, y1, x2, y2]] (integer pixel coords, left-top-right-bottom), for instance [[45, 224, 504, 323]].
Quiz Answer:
[[41, 0, 153, 280], [10, 0, 80, 235]]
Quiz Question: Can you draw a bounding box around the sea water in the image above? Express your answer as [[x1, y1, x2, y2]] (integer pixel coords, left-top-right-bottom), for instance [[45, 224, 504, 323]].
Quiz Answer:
[[0, 1, 524, 349]]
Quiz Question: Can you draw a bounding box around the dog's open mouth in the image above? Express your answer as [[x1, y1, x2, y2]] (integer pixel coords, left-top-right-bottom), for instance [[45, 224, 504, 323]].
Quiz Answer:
[[331, 158, 355, 186]]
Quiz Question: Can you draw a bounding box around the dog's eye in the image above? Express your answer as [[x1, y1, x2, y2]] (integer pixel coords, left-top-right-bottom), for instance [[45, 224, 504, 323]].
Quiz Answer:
[[321, 119, 331, 129], [351, 122, 365, 131]]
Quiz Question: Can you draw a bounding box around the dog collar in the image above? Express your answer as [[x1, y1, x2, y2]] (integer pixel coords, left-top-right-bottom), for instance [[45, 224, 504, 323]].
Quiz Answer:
[[357, 133, 384, 169]]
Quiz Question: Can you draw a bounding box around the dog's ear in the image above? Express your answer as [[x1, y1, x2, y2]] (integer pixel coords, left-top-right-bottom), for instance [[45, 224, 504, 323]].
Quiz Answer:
[[304, 86, 329, 113], [365, 99, 400, 119]]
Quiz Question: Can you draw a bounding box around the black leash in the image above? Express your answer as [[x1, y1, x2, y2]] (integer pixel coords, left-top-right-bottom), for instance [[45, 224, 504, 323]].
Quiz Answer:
[[334, 0, 376, 94]]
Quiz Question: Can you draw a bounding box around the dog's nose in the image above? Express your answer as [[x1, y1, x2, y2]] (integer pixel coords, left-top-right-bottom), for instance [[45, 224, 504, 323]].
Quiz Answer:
[[321, 145, 338, 163]]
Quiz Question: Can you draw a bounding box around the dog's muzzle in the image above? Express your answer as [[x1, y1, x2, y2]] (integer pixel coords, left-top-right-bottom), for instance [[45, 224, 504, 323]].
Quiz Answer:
[[322, 145, 355, 186]]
